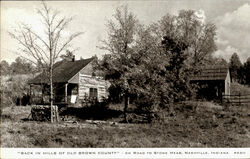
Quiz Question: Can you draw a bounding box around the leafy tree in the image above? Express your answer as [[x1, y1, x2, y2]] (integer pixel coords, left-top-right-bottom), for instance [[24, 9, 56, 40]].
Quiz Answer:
[[214, 57, 228, 66], [238, 57, 250, 85], [154, 10, 217, 68], [247, 57, 250, 63], [206, 57, 228, 66], [148, 10, 217, 102], [60, 50, 75, 61], [124, 25, 167, 112], [161, 36, 191, 102], [130, 29, 193, 112], [99, 8, 217, 121], [98, 6, 138, 122], [245, 58, 250, 85], [229, 53, 242, 82], [8, 2, 83, 122], [0, 57, 36, 75], [10, 57, 36, 75], [0, 60, 10, 75]]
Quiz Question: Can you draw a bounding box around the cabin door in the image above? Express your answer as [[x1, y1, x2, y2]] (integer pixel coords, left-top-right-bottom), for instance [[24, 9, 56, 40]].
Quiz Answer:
[[67, 84, 78, 104]]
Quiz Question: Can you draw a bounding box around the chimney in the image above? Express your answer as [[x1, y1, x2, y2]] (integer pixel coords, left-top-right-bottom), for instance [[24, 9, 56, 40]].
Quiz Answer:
[[72, 55, 75, 62]]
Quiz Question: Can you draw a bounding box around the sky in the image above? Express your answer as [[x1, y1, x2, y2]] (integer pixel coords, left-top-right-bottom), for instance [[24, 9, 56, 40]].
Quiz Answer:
[[1, 0, 250, 63]]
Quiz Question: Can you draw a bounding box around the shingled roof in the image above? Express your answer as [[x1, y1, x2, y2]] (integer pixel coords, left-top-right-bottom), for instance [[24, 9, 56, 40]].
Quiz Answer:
[[190, 66, 229, 81], [29, 57, 94, 84]]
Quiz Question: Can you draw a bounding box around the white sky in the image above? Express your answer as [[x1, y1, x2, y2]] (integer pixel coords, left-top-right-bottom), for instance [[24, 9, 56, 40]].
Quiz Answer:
[[1, 0, 250, 63]]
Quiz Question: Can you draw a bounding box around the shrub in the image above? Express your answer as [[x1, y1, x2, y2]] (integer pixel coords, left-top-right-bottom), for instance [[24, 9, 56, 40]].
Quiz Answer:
[[1, 74, 33, 107]]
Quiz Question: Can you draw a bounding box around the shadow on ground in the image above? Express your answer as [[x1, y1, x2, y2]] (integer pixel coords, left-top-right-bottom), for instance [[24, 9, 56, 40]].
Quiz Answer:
[[60, 105, 123, 121]]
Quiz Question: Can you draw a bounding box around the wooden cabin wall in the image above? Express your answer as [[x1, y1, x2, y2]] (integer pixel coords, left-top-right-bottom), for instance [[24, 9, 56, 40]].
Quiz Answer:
[[225, 71, 231, 95], [78, 74, 109, 102]]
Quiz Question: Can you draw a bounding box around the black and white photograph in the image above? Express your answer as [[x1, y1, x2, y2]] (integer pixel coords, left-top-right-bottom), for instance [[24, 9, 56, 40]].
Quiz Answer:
[[1, 0, 250, 158]]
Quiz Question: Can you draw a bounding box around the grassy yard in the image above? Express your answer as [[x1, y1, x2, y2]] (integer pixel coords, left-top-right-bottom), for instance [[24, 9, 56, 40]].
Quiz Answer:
[[1, 102, 250, 148]]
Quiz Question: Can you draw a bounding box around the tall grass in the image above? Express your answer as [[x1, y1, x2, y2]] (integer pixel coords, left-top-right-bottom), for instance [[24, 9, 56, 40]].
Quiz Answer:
[[1, 102, 249, 148]]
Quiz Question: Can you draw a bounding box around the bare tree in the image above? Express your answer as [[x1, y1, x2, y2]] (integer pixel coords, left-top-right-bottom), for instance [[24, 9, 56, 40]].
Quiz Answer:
[[9, 1, 83, 122]]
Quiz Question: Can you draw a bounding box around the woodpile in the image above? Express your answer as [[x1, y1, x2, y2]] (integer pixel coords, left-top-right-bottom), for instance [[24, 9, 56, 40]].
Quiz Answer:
[[126, 113, 153, 123], [31, 105, 59, 122]]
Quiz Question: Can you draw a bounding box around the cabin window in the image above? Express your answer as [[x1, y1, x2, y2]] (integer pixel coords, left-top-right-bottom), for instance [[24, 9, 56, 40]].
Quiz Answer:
[[89, 88, 98, 99]]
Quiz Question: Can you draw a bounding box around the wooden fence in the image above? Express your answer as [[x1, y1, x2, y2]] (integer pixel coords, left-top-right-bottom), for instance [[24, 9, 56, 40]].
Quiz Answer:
[[222, 94, 250, 106]]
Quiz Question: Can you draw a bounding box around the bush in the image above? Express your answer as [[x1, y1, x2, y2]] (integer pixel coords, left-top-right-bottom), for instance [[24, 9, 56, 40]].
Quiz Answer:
[[1, 74, 33, 107]]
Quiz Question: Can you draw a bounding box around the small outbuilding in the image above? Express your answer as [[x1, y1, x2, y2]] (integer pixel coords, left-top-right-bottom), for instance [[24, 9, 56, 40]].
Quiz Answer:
[[190, 66, 231, 101], [28, 57, 109, 106]]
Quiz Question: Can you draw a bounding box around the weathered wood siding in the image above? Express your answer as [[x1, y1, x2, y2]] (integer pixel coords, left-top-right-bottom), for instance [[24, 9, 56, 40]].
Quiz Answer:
[[68, 73, 79, 84], [78, 74, 109, 102], [224, 70, 231, 95], [77, 61, 109, 102]]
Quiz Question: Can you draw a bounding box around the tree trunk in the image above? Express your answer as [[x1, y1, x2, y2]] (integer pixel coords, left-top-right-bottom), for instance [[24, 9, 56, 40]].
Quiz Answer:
[[124, 92, 129, 123], [50, 63, 54, 123], [29, 85, 32, 105], [65, 83, 68, 103]]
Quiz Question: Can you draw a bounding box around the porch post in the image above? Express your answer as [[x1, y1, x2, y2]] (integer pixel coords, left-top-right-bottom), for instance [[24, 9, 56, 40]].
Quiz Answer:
[[29, 84, 32, 105], [65, 83, 68, 103], [42, 84, 44, 104]]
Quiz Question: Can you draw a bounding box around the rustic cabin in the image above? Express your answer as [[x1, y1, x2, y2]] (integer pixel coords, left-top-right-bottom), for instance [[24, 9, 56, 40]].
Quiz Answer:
[[190, 66, 231, 101], [28, 57, 109, 106]]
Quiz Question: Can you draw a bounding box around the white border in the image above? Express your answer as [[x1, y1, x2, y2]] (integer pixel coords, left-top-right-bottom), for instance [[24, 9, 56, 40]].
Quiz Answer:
[[1, 148, 250, 159]]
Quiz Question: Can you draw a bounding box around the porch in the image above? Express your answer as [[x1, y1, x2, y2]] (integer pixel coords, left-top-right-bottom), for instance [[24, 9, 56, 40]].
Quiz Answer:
[[29, 83, 78, 106]]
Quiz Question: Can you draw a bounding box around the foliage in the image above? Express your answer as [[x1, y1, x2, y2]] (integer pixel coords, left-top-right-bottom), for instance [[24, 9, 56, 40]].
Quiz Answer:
[[206, 57, 228, 66], [243, 58, 250, 85], [238, 57, 250, 85], [98, 8, 217, 116], [0, 60, 10, 75], [1, 74, 32, 106], [11, 57, 37, 74], [0, 57, 37, 75], [98, 5, 137, 89], [154, 10, 217, 68], [60, 50, 75, 61], [97, 5, 138, 121], [229, 53, 242, 82], [229, 54, 250, 86]]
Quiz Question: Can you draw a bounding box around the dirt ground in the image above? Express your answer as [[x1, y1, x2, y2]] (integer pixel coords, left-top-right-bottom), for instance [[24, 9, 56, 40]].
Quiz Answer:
[[1, 101, 250, 147]]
